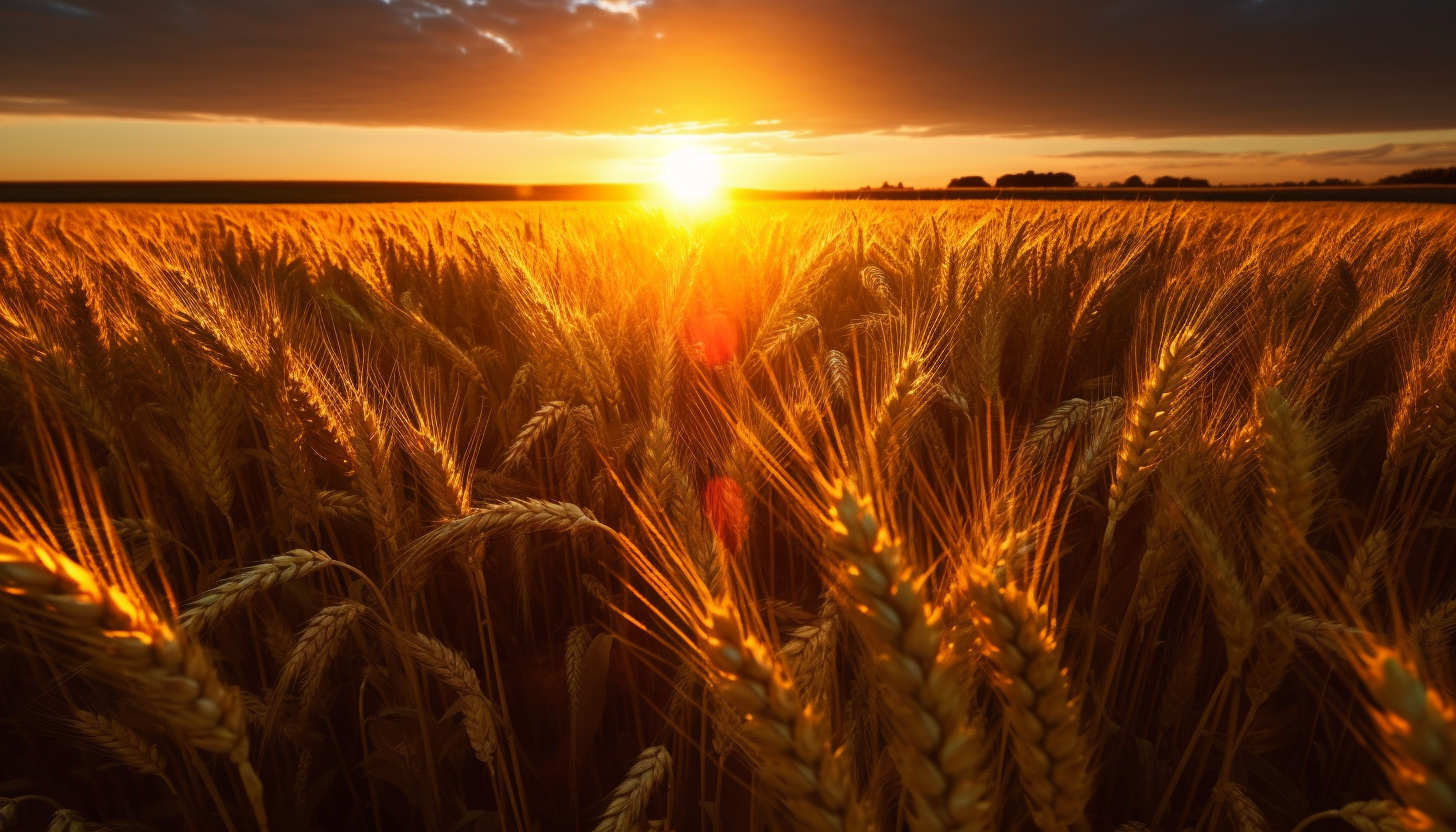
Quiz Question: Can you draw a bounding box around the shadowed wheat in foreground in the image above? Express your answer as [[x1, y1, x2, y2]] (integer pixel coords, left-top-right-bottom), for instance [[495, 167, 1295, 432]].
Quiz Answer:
[[2, 201, 1456, 832]]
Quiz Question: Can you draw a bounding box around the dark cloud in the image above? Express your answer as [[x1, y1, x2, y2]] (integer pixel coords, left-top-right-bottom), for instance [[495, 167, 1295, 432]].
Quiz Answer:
[[1048, 141, 1456, 167], [0, 0, 1452, 137]]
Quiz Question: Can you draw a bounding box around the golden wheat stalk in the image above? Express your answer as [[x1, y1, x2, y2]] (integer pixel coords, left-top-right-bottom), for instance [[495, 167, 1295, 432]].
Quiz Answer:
[[1344, 530, 1392, 613], [592, 745, 672, 832], [1291, 800, 1416, 832], [271, 601, 367, 728], [870, 353, 926, 459], [178, 550, 333, 633], [827, 481, 993, 832], [1017, 398, 1091, 470], [778, 594, 840, 710], [0, 534, 267, 830], [396, 632, 500, 769], [71, 710, 167, 779], [1255, 388, 1317, 597], [1180, 502, 1254, 675], [400, 499, 602, 587], [826, 349, 851, 403], [1100, 330, 1192, 569], [965, 561, 1090, 832], [1214, 782, 1270, 832], [501, 400, 570, 470], [698, 601, 864, 832], [1360, 650, 1456, 831]]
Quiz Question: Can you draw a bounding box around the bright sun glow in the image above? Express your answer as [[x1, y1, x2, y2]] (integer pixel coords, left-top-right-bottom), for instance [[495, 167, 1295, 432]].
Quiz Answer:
[[660, 148, 722, 203]]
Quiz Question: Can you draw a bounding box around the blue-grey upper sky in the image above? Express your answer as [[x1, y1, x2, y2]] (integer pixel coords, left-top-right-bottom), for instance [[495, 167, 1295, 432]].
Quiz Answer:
[[2, 0, 1454, 137]]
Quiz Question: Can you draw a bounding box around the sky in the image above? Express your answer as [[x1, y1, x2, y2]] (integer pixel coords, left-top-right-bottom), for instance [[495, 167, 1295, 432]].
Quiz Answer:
[[2, 0, 1454, 189]]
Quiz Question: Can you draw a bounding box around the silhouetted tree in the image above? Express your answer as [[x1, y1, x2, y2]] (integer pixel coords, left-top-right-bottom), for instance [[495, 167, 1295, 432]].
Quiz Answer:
[[948, 175, 990, 188], [1121, 175, 1145, 187], [1378, 166, 1456, 185], [1151, 175, 1210, 188], [995, 171, 1077, 187]]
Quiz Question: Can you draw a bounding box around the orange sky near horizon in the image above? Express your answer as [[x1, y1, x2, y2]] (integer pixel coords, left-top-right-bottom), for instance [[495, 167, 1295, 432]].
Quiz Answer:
[[2, 116, 1454, 190]]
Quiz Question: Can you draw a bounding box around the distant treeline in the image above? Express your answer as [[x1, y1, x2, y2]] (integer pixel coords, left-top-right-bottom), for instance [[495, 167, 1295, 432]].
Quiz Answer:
[[1378, 166, 1456, 185], [938, 165, 1456, 189], [945, 171, 1213, 188]]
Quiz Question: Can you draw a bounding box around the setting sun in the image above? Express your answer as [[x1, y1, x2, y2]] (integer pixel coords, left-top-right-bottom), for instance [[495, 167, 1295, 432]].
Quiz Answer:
[[660, 147, 722, 203]]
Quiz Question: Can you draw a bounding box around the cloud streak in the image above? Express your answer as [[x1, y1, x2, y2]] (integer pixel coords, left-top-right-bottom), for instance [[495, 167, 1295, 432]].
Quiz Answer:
[[0, 0, 1452, 138], [1049, 141, 1456, 169]]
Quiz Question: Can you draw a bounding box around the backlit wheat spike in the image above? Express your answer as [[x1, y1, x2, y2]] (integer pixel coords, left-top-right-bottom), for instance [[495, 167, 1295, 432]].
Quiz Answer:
[[778, 594, 840, 709], [1215, 782, 1270, 832], [273, 601, 366, 727], [828, 481, 993, 832], [1245, 615, 1295, 707], [1256, 388, 1317, 597], [965, 561, 1090, 832], [183, 373, 241, 516], [396, 632, 500, 769], [401, 498, 601, 587], [699, 601, 866, 832], [1180, 503, 1254, 675], [871, 354, 925, 459], [1343, 530, 1392, 612], [592, 745, 671, 832], [1360, 651, 1456, 831], [566, 624, 590, 723], [1291, 800, 1416, 832], [71, 710, 166, 779], [501, 400, 569, 470], [0, 534, 268, 831], [826, 349, 851, 403], [317, 489, 369, 522], [1101, 330, 1193, 560], [1136, 497, 1185, 626], [1070, 396, 1124, 493], [178, 550, 333, 633], [1017, 398, 1090, 470], [1412, 601, 1456, 683], [1317, 290, 1403, 378]]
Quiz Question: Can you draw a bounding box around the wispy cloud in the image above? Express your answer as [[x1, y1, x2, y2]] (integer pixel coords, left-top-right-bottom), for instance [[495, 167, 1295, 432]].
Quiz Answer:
[[1047, 141, 1456, 168]]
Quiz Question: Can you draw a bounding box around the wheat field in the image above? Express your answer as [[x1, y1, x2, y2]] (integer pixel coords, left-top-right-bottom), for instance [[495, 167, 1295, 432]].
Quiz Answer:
[[1, 200, 1455, 832]]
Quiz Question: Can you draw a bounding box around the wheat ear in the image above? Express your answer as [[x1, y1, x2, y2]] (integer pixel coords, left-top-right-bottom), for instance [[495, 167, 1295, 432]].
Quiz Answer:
[[71, 710, 167, 779], [1017, 398, 1090, 470], [699, 601, 864, 832], [966, 561, 1091, 832], [1361, 651, 1456, 830], [828, 481, 993, 832], [178, 550, 333, 633], [396, 632, 500, 769], [1344, 530, 1392, 613], [1291, 800, 1417, 832], [779, 594, 840, 709], [1214, 782, 1270, 832], [0, 534, 267, 831], [272, 601, 367, 728], [400, 499, 601, 588], [871, 354, 926, 459], [1255, 388, 1317, 597], [826, 349, 851, 403], [1101, 330, 1192, 561], [501, 400, 569, 470], [593, 745, 672, 832]]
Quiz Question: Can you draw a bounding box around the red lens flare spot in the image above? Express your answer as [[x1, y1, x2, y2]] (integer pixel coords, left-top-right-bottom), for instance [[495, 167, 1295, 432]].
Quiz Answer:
[[704, 475, 747, 554], [685, 311, 738, 367]]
